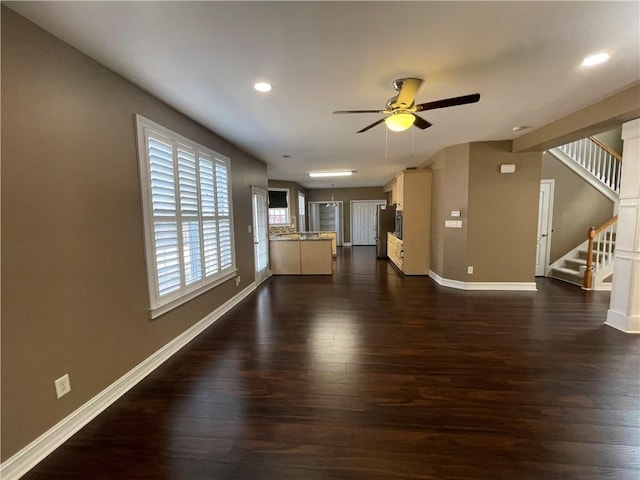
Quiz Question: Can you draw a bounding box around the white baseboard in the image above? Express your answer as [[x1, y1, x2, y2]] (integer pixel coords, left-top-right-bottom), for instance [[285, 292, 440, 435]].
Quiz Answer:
[[429, 270, 537, 291], [0, 283, 257, 480]]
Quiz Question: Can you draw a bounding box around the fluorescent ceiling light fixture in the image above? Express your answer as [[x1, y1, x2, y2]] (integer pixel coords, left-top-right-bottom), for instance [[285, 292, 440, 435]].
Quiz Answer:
[[581, 52, 610, 67], [384, 112, 415, 132], [309, 171, 353, 178], [254, 82, 272, 92]]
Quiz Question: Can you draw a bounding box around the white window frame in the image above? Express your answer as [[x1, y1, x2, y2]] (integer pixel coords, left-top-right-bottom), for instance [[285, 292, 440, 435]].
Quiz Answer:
[[268, 188, 290, 226], [298, 191, 306, 232], [136, 115, 236, 318]]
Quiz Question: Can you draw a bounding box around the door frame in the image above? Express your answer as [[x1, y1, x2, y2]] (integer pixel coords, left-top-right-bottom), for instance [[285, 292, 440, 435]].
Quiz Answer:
[[350, 199, 387, 246], [537, 179, 555, 277], [251, 187, 270, 285], [308, 201, 344, 246]]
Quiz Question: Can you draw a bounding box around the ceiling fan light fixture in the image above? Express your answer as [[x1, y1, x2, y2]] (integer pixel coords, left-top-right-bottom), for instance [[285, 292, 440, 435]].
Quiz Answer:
[[385, 112, 415, 132]]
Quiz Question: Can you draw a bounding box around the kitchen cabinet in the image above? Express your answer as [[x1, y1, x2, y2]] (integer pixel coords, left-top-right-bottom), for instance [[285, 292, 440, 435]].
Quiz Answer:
[[387, 233, 404, 270], [395, 172, 405, 210], [390, 184, 398, 207], [270, 240, 301, 274], [300, 240, 332, 274], [388, 169, 432, 275]]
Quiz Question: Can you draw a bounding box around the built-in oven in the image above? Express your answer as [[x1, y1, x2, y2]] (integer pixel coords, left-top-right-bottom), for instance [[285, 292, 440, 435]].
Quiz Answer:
[[394, 211, 403, 240]]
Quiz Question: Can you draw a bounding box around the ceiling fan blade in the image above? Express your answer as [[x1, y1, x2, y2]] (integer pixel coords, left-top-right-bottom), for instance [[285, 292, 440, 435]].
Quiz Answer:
[[333, 109, 385, 114], [415, 93, 481, 112], [395, 78, 423, 108], [412, 114, 432, 130], [357, 118, 386, 133]]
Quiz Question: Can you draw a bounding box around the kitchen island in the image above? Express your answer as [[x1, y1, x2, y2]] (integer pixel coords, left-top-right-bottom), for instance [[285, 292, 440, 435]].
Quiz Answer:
[[269, 233, 333, 275], [273, 231, 337, 256]]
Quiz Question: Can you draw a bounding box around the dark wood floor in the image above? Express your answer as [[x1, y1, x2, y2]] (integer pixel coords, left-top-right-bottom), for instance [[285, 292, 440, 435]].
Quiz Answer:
[[24, 247, 639, 479]]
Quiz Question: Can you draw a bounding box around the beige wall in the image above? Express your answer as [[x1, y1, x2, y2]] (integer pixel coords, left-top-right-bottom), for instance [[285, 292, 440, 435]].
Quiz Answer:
[[424, 144, 470, 279], [423, 141, 541, 283], [466, 142, 542, 282], [426, 151, 447, 275], [306, 187, 386, 243], [541, 152, 614, 263], [593, 125, 623, 155], [1, 8, 267, 460]]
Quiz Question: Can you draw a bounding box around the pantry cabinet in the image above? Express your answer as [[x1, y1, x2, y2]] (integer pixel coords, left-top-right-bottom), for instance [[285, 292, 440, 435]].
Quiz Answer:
[[386, 169, 431, 275]]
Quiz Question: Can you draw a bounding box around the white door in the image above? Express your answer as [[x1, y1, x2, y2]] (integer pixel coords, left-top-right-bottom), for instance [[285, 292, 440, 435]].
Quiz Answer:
[[351, 200, 385, 245], [252, 187, 270, 285], [536, 180, 554, 276]]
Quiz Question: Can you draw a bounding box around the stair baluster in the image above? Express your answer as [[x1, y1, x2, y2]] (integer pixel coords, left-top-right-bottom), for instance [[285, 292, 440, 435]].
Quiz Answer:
[[558, 136, 622, 194], [584, 215, 617, 289]]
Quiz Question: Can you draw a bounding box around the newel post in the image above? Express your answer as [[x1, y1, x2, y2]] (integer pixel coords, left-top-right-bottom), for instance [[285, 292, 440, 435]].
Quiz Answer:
[[605, 118, 640, 333], [583, 227, 595, 289]]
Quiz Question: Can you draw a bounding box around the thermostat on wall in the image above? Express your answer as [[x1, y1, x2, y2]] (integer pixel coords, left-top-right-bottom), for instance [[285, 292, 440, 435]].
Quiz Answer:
[[500, 164, 516, 174]]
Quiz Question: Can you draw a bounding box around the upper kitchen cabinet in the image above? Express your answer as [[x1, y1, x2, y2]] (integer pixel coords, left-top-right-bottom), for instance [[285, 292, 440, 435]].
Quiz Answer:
[[395, 172, 405, 210]]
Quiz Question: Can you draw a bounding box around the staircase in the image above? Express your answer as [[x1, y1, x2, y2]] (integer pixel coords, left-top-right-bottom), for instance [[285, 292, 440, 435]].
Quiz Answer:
[[550, 217, 617, 289], [548, 136, 621, 290]]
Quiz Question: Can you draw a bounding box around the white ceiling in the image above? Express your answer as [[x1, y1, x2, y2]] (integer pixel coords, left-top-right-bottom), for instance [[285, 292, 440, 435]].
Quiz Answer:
[[6, 1, 639, 188]]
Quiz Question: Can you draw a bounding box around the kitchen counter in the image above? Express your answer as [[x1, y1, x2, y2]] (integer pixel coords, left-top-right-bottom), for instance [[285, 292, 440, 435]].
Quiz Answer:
[[270, 236, 333, 275], [270, 234, 327, 241], [271, 231, 337, 256]]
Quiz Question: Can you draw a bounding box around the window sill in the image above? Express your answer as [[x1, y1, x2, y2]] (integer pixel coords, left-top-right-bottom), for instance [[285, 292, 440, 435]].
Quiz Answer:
[[149, 270, 237, 319]]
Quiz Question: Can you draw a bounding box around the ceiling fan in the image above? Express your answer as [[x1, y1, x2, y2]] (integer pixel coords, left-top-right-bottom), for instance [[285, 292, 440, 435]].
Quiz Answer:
[[333, 78, 480, 133]]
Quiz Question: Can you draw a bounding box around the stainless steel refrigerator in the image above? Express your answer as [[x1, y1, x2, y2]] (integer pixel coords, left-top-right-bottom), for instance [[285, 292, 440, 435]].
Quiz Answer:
[[376, 204, 396, 258]]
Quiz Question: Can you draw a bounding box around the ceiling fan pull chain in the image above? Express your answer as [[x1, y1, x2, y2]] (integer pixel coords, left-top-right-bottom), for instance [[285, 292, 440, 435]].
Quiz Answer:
[[411, 128, 415, 156]]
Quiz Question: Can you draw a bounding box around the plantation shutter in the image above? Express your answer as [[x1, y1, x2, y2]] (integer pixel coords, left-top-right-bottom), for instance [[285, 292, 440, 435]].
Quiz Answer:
[[148, 134, 181, 296], [138, 115, 236, 317]]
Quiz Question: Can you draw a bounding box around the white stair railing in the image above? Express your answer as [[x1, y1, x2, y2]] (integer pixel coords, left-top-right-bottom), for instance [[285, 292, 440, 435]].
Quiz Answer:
[[558, 136, 622, 194]]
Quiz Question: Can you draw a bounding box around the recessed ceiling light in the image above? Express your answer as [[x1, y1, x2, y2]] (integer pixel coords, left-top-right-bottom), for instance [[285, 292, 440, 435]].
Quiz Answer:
[[512, 126, 529, 132], [581, 52, 610, 67], [254, 82, 272, 92], [309, 171, 353, 178]]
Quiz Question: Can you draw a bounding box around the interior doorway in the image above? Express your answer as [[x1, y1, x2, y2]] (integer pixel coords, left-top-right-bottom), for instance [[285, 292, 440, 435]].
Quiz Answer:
[[536, 180, 554, 276], [308, 201, 343, 246]]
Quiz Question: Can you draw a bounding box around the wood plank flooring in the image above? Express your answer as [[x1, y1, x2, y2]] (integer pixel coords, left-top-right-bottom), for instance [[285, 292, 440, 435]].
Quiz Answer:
[[23, 247, 640, 479]]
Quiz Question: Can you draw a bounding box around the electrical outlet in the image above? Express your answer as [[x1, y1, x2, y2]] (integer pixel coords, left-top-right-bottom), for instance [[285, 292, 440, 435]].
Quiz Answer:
[[54, 374, 71, 399], [467, 266, 474, 275], [235, 276, 241, 286]]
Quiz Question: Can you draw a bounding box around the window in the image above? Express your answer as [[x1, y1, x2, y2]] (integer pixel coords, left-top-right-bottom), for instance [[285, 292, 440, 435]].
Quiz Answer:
[[268, 189, 290, 225], [298, 191, 306, 231], [136, 115, 235, 318]]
